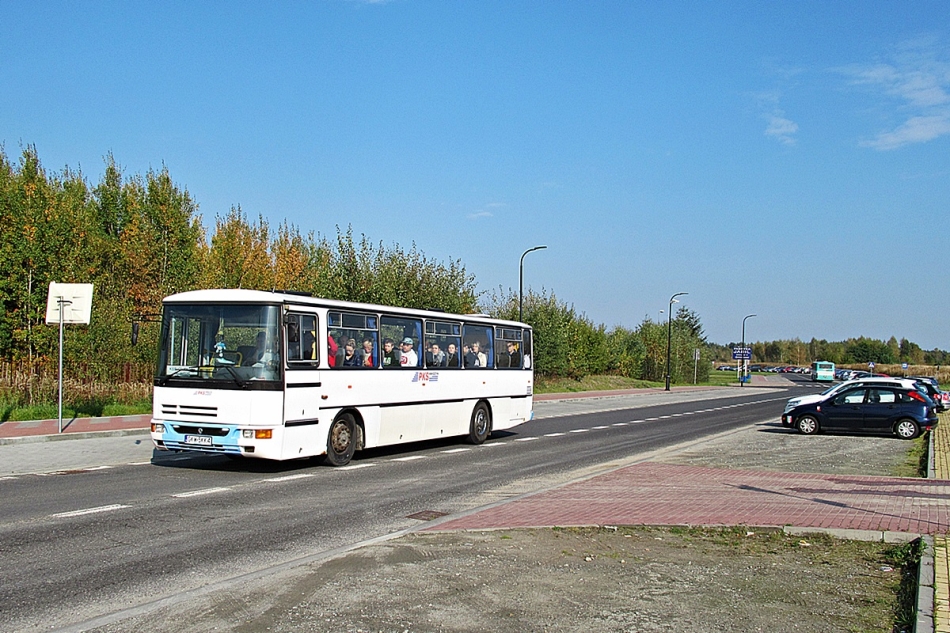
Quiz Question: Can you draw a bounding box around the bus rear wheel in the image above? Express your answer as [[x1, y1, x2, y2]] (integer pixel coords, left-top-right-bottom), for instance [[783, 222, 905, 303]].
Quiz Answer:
[[326, 414, 356, 466], [466, 402, 491, 445]]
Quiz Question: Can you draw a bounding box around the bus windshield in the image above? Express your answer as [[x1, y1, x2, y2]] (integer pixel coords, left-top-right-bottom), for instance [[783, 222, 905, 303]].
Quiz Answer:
[[157, 304, 282, 384]]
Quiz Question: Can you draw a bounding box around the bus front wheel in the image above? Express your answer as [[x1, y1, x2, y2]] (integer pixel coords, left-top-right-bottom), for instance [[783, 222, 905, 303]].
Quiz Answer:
[[466, 402, 492, 445], [326, 414, 356, 466]]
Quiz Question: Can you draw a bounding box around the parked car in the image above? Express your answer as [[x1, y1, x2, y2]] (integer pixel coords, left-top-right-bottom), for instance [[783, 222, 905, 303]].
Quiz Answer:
[[716, 365, 735, 371], [782, 377, 922, 416], [906, 377, 949, 409], [781, 384, 938, 439], [911, 379, 949, 413]]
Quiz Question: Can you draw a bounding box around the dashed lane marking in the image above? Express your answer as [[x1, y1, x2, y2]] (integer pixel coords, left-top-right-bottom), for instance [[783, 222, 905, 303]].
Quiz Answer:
[[172, 487, 231, 498], [52, 504, 130, 518], [264, 474, 314, 483], [338, 463, 376, 470]]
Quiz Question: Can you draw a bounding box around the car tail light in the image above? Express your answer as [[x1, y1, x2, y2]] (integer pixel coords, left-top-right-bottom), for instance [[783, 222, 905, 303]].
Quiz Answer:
[[908, 390, 927, 403]]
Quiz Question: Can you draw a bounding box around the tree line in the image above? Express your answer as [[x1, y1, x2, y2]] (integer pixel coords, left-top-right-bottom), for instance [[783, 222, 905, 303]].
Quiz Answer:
[[31, 145, 950, 402], [708, 336, 949, 367]]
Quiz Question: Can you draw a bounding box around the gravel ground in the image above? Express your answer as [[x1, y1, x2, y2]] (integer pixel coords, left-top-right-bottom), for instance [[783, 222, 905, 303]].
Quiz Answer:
[[98, 417, 920, 633]]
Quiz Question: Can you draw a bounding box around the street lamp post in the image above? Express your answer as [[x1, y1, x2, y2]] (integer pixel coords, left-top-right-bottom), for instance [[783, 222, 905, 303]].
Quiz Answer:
[[519, 245, 547, 323], [665, 292, 688, 391], [740, 313, 756, 387]]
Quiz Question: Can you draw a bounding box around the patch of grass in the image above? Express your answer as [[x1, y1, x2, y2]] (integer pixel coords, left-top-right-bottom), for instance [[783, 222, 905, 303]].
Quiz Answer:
[[892, 432, 929, 478], [887, 539, 922, 631], [0, 397, 151, 422], [534, 375, 662, 394], [534, 371, 753, 394]]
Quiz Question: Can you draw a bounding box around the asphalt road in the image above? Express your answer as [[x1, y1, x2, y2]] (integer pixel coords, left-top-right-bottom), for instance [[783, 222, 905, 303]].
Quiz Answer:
[[0, 383, 804, 633]]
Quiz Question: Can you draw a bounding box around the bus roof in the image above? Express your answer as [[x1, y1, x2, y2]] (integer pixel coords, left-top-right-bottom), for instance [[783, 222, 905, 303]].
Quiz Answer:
[[162, 289, 531, 329]]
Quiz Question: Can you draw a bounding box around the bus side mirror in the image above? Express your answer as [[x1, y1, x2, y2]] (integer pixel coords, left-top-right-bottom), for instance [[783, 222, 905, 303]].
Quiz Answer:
[[131, 322, 140, 346]]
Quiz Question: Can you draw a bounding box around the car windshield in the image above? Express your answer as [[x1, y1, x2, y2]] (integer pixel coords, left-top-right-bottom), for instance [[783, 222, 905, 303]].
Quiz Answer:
[[157, 303, 282, 384]]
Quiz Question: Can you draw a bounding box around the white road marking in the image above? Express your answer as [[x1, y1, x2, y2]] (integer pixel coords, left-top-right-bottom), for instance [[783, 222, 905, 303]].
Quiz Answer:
[[339, 463, 376, 470], [569, 429, 589, 433], [392, 455, 427, 462], [264, 474, 314, 483], [543, 432, 566, 437], [441, 448, 471, 453], [514, 437, 539, 441], [52, 504, 130, 518], [173, 487, 231, 498]]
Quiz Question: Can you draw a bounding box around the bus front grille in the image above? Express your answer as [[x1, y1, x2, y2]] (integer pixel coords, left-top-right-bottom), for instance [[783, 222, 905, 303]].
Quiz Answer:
[[161, 404, 218, 418]]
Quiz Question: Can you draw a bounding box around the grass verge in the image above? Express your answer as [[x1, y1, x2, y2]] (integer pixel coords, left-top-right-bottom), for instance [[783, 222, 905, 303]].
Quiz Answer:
[[0, 398, 152, 422]]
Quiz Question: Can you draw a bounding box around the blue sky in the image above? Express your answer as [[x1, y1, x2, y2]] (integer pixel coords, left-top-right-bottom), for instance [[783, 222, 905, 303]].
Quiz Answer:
[[2, 1, 948, 349]]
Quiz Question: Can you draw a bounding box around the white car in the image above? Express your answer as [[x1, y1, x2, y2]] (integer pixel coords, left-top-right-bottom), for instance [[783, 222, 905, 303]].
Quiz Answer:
[[782, 377, 920, 418]]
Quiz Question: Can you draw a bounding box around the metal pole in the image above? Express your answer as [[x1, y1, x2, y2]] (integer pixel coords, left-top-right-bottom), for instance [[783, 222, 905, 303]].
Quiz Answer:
[[740, 314, 756, 387], [57, 296, 67, 433], [665, 292, 687, 391], [519, 245, 547, 323]]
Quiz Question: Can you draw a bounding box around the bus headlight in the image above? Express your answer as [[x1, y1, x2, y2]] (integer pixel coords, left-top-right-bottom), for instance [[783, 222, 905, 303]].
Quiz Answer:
[[151, 423, 165, 433], [242, 429, 273, 439], [242, 429, 253, 438]]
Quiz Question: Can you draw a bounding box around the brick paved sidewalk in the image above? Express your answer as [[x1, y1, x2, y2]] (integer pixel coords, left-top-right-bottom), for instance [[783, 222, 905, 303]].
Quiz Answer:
[[0, 413, 151, 439], [428, 462, 950, 535]]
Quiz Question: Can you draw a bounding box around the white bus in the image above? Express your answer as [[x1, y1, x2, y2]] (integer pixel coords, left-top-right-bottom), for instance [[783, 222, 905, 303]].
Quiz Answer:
[[149, 289, 534, 466]]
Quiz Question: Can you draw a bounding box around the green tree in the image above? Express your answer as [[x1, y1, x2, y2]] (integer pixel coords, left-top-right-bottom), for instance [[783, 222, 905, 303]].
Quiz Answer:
[[845, 337, 895, 364]]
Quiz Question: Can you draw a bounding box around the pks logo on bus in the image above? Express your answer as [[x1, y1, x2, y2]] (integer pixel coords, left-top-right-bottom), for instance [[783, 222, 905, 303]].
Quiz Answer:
[[411, 372, 439, 383]]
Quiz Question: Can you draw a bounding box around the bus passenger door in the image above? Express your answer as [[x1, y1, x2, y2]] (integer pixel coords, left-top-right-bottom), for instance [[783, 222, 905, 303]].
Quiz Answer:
[[283, 311, 323, 457]]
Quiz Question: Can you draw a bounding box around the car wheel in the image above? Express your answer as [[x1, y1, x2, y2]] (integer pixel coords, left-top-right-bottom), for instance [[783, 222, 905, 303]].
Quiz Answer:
[[796, 415, 819, 435], [325, 413, 357, 466], [466, 402, 491, 445], [894, 418, 920, 440]]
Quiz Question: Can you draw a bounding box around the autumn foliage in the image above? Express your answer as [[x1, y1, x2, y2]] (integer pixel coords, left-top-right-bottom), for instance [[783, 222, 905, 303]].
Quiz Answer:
[[0, 146, 478, 398]]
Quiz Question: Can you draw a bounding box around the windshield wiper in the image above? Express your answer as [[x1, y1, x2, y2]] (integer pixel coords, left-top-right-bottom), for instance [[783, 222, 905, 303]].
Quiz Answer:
[[218, 364, 247, 389]]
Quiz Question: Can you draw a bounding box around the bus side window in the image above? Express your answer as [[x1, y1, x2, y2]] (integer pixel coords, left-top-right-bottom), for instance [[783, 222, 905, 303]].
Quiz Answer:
[[287, 314, 318, 365]]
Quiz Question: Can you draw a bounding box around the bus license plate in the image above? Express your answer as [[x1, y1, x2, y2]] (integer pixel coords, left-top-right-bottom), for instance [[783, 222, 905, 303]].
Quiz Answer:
[[184, 435, 213, 446]]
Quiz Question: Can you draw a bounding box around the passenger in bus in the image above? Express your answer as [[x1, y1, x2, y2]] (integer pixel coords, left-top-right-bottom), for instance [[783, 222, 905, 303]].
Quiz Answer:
[[425, 343, 446, 367], [474, 341, 487, 367], [327, 335, 338, 367], [243, 331, 268, 366], [382, 338, 400, 367], [361, 338, 375, 367], [335, 334, 349, 366], [445, 343, 460, 368], [504, 341, 521, 368], [464, 341, 486, 368], [341, 339, 362, 367], [399, 337, 418, 367]]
